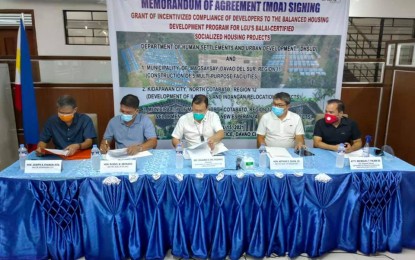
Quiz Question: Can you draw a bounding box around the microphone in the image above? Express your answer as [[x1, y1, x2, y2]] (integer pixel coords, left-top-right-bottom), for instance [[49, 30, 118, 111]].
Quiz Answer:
[[236, 156, 242, 170]]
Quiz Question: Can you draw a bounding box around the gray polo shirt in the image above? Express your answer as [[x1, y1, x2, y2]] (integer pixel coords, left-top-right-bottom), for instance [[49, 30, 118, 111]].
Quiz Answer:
[[103, 114, 157, 148]]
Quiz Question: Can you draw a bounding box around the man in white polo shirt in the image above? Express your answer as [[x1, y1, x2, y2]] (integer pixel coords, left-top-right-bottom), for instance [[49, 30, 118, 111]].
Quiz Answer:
[[256, 92, 305, 150], [172, 94, 224, 150]]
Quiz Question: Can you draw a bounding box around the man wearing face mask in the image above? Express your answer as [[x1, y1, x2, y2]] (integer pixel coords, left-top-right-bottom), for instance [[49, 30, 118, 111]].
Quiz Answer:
[[313, 99, 362, 153], [100, 94, 157, 155], [36, 95, 96, 156], [257, 92, 305, 150], [171, 94, 224, 150]]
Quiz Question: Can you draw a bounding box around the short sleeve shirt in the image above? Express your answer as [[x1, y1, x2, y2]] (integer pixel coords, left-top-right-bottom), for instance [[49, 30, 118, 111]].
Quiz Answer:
[[256, 111, 305, 148], [39, 113, 97, 149], [103, 114, 157, 149], [171, 111, 224, 147], [313, 117, 361, 145]]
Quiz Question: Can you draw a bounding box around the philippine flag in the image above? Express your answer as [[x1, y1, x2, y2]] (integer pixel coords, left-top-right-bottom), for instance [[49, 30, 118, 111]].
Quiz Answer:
[[15, 17, 39, 149]]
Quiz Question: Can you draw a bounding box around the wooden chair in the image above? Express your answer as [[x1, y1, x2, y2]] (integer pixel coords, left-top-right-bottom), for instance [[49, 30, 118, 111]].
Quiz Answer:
[[85, 113, 99, 144]]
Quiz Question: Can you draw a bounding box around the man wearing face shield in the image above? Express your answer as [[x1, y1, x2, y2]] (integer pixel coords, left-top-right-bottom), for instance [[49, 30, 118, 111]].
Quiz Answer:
[[100, 94, 157, 155], [313, 99, 362, 153], [36, 95, 96, 156], [256, 92, 305, 150], [171, 94, 224, 150]]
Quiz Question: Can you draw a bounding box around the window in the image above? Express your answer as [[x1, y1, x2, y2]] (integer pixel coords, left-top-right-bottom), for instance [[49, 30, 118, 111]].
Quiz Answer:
[[386, 44, 396, 66], [0, 13, 32, 27], [396, 43, 415, 66], [64, 11, 108, 45], [347, 17, 415, 59]]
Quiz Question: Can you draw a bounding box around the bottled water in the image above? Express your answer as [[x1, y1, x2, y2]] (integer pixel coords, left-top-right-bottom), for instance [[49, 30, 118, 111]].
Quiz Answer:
[[335, 143, 345, 168], [175, 142, 183, 169], [259, 143, 267, 168], [18, 144, 28, 170], [362, 135, 371, 157], [91, 144, 101, 171]]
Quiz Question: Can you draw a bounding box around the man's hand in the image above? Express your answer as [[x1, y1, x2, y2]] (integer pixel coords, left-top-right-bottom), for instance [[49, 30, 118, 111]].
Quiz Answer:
[[100, 141, 109, 154], [295, 143, 305, 151], [344, 142, 353, 153], [64, 144, 80, 156], [127, 145, 142, 155], [207, 137, 216, 150], [35, 147, 45, 156]]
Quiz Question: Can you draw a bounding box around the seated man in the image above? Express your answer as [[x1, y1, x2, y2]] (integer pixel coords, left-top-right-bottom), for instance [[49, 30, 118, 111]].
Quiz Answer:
[[100, 94, 157, 155], [313, 99, 362, 153], [257, 92, 305, 150], [172, 94, 224, 149], [36, 95, 96, 156]]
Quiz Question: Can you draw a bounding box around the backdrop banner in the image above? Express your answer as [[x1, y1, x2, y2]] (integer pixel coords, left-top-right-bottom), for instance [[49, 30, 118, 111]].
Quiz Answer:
[[107, 0, 350, 148]]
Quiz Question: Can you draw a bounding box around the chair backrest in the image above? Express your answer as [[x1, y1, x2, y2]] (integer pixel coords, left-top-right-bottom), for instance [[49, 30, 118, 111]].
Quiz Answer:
[[85, 113, 99, 144], [147, 114, 156, 128]]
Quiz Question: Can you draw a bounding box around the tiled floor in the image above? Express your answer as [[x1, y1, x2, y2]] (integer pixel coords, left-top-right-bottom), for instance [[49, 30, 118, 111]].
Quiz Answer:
[[256, 249, 415, 260], [163, 249, 415, 260], [77, 249, 415, 259]]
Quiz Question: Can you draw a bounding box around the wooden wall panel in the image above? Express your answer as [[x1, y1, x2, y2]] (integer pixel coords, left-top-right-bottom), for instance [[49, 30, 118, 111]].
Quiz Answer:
[[341, 86, 382, 146], [375, 69, 394, 147], [19, 84, 114, 145], [10, 83, 393, 154], [385, 70, 415, 165], [0, 28, 37, 56]]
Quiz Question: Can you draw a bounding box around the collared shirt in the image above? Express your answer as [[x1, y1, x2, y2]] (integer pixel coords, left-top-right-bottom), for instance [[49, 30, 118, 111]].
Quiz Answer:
[[313, 117, 361, 145], [39, 113, 96, 149], [103, 114, 157, 149], [256, 111, 305, 148], [171, 111, 224, 147]]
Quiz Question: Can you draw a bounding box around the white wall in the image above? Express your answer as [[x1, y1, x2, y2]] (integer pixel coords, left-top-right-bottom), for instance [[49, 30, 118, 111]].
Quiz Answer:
[[0, 64, 19, 170], [350, 0, 415, 18], [2, 0, 109, 56], [2, 0, 415, 57]]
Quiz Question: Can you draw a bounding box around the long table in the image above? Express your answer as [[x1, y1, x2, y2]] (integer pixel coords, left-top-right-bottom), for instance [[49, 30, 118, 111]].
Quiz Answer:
[[1, 148, 415, 259]]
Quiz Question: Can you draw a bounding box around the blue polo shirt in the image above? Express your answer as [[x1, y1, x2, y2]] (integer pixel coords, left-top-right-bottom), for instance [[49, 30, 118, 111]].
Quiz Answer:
[[103, 114, 157, 149], [39, 113, 97, 149]]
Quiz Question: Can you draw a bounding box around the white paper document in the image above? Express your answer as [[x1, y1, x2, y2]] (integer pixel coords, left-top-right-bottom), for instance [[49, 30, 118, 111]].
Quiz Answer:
[[107, 148, 128, 157], [211, 142, 228, 155], [265, 147, 292, 158], [105, 148, 152, 160], [186, 142, 212, 159], [187, 141, 208, 150], [344, 149, 373, 158], [185, 141, 228, 160], [45, 148, 69, 156]]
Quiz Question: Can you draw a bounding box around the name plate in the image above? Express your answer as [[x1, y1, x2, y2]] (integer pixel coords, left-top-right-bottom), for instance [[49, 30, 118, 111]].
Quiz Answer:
[[100, 160, 136, 173], [25, 160, 62, 173], [270, 157, 303, 170], [350, 157, 383, 170], [191, 156, 225, 169]]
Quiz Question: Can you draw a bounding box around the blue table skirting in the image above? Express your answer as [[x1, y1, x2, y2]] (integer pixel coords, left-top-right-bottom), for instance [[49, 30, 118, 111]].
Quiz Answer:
[[1, 171, 415, 260]]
